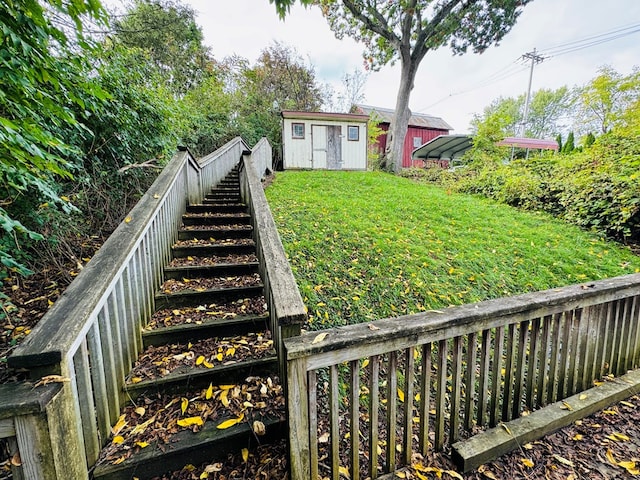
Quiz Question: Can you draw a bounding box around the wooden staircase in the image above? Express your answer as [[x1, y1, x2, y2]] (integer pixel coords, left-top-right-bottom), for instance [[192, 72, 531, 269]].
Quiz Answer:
[[92, 167, 286, 479]]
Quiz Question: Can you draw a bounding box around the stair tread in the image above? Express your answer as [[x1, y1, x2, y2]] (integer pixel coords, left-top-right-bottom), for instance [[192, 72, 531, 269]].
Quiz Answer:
[[127, 332, 274, 384], [94, 376, 285, 480], [159, 274, 261, 294], [147, 301, 268, 331], [166, 256, 258, 268]]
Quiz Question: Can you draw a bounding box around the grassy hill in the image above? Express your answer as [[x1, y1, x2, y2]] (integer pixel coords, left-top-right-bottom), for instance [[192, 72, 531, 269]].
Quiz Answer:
[[265, 170, 640, 329]]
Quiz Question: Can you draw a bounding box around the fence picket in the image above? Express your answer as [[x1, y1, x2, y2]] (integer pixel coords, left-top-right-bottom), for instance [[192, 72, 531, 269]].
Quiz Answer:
[[450, 337, 462, 442], [387, 351, 398, 471], [369, 356, 380, 479], [350, 360, 360, 479], [464, 333, 477, 430], [403, 347, 415, 464], [418, 344, 431, 455], [435, 339, 447, 450], [330, 365, 340, 480]]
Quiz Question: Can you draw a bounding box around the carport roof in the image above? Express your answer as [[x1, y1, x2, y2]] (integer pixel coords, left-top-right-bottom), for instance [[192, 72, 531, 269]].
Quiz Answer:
[[412, 134, 472, 160], [496, 137, 559, 150]]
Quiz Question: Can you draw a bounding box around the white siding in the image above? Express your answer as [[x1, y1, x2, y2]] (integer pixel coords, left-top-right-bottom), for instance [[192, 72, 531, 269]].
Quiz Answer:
[[282, 116, 367, 170]]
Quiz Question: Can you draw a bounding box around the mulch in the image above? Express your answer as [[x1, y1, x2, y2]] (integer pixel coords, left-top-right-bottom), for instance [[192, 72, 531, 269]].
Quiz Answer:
[[159, 274, 262, 293], [167, 254, 258, 267], [173, 238, 255, 247]]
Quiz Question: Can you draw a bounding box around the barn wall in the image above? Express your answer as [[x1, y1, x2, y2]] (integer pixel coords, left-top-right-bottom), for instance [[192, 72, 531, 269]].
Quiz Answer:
[[372, 124, 449, 168]]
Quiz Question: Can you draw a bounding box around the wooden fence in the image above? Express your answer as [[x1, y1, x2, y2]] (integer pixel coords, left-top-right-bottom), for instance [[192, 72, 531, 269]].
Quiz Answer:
[[286, 273, 640, 480], [5, 138, 257, 479]]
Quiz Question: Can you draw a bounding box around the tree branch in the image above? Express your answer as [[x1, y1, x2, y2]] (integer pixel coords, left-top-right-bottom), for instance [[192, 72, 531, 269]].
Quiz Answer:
[[117, 158, 162, 174], [412, 0, 467, 63], [343, 0, 400, 47]]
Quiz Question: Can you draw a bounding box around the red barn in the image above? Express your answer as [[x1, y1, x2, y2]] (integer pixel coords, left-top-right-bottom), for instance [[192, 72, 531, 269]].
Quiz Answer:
[[355, 104, 452, 168]]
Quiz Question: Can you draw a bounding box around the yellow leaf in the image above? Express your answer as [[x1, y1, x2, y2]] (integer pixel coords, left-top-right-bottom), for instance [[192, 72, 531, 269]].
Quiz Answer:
[[135, 441, 149, 448], [415, 472, 428, 480], [131, 377, 143, 384], [111, 414, 127, 435], [216, 414, 244, 430], [205, 383, 213, 400], [181, 397, 189, 415], [620, 401, 635, 408], [113, 456, 126, 465], [602, 409, 617, 415], [572, 434, 583, 441], [312, 332, 328, 344], [445, 471, 464, 480], [521, 458, 534, 468], [361, 358, 370, 369], [579, 394, 587, 400], [226, 347, 236, 357], [124, 216, 132, 223], [61, 196, 70, 202], [397, 388, 405, 402], [203, 361, 214, 368], [607, 432, 630, 441], [560, 401, 573, 411], [216, 352, 224, 362], [112, 435, 124, 444], [200, 473, 209, 479], [477, 465, 498, 479], [135, 407, 145, 416], [338, 465, 350, 478], [395, 471, 405, 478], [606, 449, 618, 466], [219, 384, 235, 390], [196, 355, 205, 366], [241, 448, 249, 462], [177, 416, 203, 427], [220, 389, 230, 407]]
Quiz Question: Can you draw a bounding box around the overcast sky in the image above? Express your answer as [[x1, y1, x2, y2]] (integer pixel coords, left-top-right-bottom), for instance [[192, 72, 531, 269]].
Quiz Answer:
[[107, 0, 640, 134]]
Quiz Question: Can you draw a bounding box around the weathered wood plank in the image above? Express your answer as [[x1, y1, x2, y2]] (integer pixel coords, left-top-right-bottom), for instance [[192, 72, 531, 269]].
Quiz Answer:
[[87, 322, 111, 444], [513, 320, 529, 419], [286, 358, 311, 480], [418, 343, 431, 455], [489, 326, 504, 427], [527, 317, 541, 411], [566, 310, 580, 396], [369, 356, 380, 479], [464, 333, 477, 431], [403, 347, 415, 465], [308, 369, 319, 480], [435, 340, 447, 450], [72, 340, 99, 465], [450, 337, 462, 442], [537, 315, 552, 407], [547, 314, 562, 403], [330, 364, 340, 480], [386, 352, 398, 471], [452, 368, 640, 472], [477, 330, 491, 427], [502, 324, 516, 422], [632, 297, 640, 367], [350, 360, 360, 479]]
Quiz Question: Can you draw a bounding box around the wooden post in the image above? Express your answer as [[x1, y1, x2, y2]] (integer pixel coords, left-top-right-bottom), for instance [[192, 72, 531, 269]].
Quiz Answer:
[[287, 358, 310, 480]]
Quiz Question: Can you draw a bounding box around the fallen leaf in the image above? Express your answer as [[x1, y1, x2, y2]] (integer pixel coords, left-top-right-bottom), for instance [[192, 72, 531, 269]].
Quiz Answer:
[[477, 465, 498, 480], [339, 465, 350, 478], [124, 216, 132, 223], [253, 420, 266, 436], [135, 406, 145, 416], [560, 401, 573, 411], [521, 458, 534, 468], [217, 414, 244, 430], [241, 448, 249, 462], [368, 323, 380, 331], [177, 416, 203, 427], [362, 358, 370, 368], [135, 441, 149, 448], [398, 388, 405, 402], [112, 435, 124, 445], [552, 454, 574, 467], [34, 375, 70, 387], [205, 383, 213, 400], [111, 414, 127, 435], [181, 397, 189, 415], [10, 453, 20, 467], [312, 332, 328, 344]]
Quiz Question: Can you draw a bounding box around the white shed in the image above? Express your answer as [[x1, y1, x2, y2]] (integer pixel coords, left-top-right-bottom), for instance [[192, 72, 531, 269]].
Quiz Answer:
[[281, 111, 369, 170]]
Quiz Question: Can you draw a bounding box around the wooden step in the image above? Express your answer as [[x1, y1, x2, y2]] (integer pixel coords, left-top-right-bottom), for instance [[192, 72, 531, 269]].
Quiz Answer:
[[142, 314, 270, 347], [210, 187, 239, 195], [124, 356, 278, 397], [163, 262, 259, 280], [202, 198, 244, 206], [92, 415, 285, 480], [171, 243, 256, 258], [177, 226, 253, 241], [155, 285, 264, 309], [181, 213, 251, 226], [186, 203, 246, 214]]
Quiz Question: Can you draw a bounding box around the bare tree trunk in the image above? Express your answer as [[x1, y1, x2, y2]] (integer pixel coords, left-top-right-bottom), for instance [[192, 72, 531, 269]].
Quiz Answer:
[[384, 58, 418, 173]]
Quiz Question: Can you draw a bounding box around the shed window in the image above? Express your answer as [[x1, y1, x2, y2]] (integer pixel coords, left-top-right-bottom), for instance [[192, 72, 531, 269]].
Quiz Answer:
[[292, 123, 305, 139], [413, 136, 423, 148], [347, 125, 360, 141]]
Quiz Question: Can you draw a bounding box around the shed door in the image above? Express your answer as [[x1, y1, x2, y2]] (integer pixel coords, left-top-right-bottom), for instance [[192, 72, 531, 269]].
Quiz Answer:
[[311, 125, 327, 169], [326, 125, 342, 170]]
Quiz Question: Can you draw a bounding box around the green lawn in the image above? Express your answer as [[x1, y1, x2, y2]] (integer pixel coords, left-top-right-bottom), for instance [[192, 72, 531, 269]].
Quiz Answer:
[[265, 170, 640, 329]]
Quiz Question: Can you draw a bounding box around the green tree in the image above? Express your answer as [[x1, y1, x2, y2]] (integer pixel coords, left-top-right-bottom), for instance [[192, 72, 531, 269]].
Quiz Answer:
[[575, 66, 640, 135], [0, 0, 107, 274], [113, 0, 211, 95], [562, 131, 575, 154], [272, 0, 532, 173]]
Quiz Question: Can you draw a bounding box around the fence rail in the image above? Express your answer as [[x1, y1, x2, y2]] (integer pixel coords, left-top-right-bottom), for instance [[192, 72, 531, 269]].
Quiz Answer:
[[7, 138, 251, 479], [286, 273, 640, 480]]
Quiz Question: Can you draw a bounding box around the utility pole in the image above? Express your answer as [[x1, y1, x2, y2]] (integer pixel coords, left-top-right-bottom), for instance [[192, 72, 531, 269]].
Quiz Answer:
[[520, 48, 544, 137]]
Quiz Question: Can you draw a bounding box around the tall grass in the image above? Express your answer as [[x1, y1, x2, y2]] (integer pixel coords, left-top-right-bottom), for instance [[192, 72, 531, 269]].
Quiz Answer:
[[266, 171, 640, 329]]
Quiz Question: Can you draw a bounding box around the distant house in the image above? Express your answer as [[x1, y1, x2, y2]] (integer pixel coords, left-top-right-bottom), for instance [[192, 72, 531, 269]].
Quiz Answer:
[[281, 111, 368, 170], [354, 104, 452, 168]]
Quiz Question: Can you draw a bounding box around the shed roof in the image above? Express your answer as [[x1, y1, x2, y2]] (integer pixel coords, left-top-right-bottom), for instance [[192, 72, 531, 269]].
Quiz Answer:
[[496, 137, 559, 150], [281, 111, 369, 123], [355, 104, 453, 131], [412, 134, 472, 160]]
